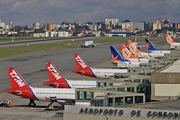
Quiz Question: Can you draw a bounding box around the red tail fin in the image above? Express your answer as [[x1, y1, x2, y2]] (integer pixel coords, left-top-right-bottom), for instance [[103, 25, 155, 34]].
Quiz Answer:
[[74, 54, 89, 70], [45, 62, 70, 88], [121, 44, 139, 59], [46, 62, 65, 81], [127, 40, 144, 53], [8, 68, 29, 89], [72, 54, 96, 78]]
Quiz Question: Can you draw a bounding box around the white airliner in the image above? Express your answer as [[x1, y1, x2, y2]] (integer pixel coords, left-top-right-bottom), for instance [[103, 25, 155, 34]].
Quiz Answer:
[[44, 62, 96, 88], [165, 34, 180, 48], [72, 54, 127, 79], [127, 40, 164, 58], [6, 67, 75, 109]]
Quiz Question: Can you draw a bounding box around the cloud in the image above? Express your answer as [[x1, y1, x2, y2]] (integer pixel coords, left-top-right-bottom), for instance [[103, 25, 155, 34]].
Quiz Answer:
[[0, 0, 180, 25]]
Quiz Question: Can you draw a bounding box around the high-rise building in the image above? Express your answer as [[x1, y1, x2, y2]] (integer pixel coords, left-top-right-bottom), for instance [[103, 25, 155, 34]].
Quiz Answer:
[[121, 22, 144, 31], [43, 23, 55, 31], [153, 22, 161, 31], [105, 19, 119, 27]]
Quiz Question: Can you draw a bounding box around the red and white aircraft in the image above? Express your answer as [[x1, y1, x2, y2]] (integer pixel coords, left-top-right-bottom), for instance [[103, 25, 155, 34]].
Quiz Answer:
[[44, 62, 96, 88], [127, 40, 164, 58], [72, 54, 127, 79], [165, 34, 180, 48], [6, 67, 75, 108]]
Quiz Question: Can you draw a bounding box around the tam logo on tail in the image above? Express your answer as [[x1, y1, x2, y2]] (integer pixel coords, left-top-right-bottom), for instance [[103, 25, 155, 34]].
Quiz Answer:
[[47, 64, 62, 80], [75, 55, 87, 68], [10, 70, 25, 87]]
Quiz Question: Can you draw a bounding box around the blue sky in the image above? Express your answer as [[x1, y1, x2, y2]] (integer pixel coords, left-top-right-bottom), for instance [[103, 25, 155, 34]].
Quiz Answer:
[[0, 0, 180, 26]]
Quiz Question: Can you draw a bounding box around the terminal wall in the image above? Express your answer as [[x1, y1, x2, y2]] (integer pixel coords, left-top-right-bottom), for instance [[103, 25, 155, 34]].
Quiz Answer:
[[64, 105, 180, 120], [151, 72, 180, 100]]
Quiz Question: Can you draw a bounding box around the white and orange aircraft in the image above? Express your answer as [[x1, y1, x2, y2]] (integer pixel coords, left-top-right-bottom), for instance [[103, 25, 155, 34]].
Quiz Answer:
[[121, 44, 149, 63], [72, 54, 127, 79], [44, 62, 96, 88], [165, 34, 180, 48], [6, 67, 75, 108], [127, 40, 164, 58]]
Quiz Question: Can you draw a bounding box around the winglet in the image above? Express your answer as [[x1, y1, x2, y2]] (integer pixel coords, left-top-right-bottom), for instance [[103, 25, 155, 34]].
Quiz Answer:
[[120, 44, 139, 60], [127, 40, 144, 53], [145, 39, 161, 51], [165, 34, 177, 43], [110, 46, 130, 62]]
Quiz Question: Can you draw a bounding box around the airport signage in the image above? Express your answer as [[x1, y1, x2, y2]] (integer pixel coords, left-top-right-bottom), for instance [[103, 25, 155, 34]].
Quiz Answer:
[[79, 108, 180, 119]]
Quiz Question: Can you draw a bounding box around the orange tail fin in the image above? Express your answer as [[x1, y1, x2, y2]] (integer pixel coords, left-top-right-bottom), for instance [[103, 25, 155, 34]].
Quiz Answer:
[[127, 40, 144, 53]]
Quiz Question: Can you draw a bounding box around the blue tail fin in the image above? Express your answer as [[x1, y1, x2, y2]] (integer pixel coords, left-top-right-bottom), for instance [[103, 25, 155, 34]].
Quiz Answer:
[[145, 39, 161, 51], [91, 34, 93, 41], [110, 46, 130, 62]]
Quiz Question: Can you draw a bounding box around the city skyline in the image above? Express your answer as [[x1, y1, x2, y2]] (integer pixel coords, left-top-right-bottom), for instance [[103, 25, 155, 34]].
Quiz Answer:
[[0, 0, 180, 26]]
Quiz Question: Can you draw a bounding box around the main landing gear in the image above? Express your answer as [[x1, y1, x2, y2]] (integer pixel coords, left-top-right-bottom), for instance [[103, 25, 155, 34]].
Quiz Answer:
[[28, 99, 36, 107]]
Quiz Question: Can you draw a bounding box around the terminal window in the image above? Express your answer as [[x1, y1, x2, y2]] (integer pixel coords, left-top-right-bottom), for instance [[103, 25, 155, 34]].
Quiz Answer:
[[124, 80, 132, 82], [115, 75, 120, 79], [84, 91, 94, 100], [98, 82, 104, 87], [117, 88, 125, 91], [125, 96, 133, 105], [77, 91, 83, 100], [108, 98, 113, 106], [134, 79, 140, 83], [127, 87, 134, 92], [115, 97, 123, 106], [143, 78, 149, 83], [135, 96, 143, 103], [137, 86, 145, 93]]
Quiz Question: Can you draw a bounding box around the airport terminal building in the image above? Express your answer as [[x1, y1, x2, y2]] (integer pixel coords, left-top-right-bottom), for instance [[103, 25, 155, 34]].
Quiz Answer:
[[63, 50, 180, 120]]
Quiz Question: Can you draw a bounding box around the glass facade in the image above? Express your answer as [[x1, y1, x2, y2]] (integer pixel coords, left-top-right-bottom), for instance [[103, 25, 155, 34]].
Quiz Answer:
[[105, 82, 112, 86], [117, 88, 125, 91], [84, 92, 93, 100], [147, 72, 151, 75], [135, 70, 141, 72], [107, 88, 115, 91], [115, 75, 120, 79], [139, 73, 145, 75], [98, 82, 103, 87], [108, 98, 113, 106], [137, 86, 145, 93], [115, 97, 123, 105], [146, 86, 151, 95], [134, 79, 140, 83], [124, 80, 132, 82], [129, 70, 134, 73], [140, 65, 144, 67], [127, 87, 134, 92], [77, 91, 83, 100], [121, 75, 128, 78], [125, 96, 133, 104], [135, 96, 143, 103], [143, 78, 149, 83]]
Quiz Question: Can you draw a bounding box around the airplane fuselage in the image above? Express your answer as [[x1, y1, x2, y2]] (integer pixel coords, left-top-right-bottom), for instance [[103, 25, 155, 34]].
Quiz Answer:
[[7, 87, 75, 102]]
